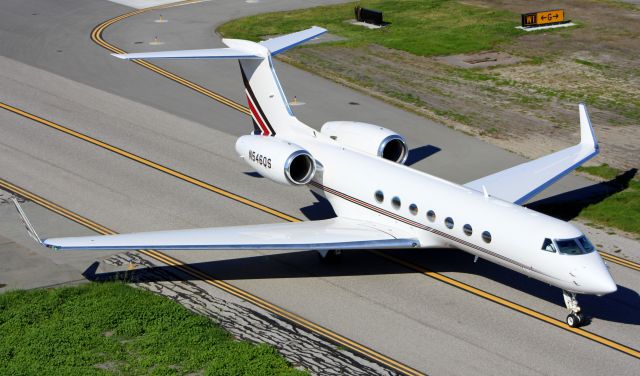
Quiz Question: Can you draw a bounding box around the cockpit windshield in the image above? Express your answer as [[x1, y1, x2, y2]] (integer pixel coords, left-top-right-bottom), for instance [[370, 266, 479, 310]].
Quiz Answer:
[[555, 236, 596, 255]]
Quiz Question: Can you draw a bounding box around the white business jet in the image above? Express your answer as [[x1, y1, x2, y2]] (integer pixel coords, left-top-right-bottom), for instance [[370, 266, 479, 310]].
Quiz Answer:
[[13, 27, 615, 327]]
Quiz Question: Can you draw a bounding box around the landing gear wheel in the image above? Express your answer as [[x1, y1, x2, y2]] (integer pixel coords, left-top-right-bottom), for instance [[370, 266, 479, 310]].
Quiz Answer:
[[317, 249, 342, 264], [566, 313, 583, 328], [562, 290, 586, 327]]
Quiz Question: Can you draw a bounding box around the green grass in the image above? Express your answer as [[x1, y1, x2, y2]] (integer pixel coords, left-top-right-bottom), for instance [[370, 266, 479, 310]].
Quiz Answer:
[[577, 164, 640, 234], [218, 0, 522, 56], [0, 283, 306, 376], [574, 58, 610, 71], [577, 163, 622, 181]]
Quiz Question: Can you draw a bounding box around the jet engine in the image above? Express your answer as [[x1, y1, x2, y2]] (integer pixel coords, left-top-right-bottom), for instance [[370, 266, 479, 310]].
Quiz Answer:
[[320, 121, 408, 164], [236, 135, 316, 186]]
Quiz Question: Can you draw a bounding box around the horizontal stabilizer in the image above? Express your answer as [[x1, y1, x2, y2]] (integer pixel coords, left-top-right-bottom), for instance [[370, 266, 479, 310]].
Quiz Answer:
[[112, 48, 263, 60], [465, 103, 599, 204], [260, 26, 327, 56], [111, 26, 327, 61], [44, 218, 419, 251]]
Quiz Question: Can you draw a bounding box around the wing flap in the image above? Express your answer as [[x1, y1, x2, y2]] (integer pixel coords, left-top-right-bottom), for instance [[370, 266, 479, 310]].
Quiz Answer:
[[464, 103, 599, 204], [43, 218, 419, 251]]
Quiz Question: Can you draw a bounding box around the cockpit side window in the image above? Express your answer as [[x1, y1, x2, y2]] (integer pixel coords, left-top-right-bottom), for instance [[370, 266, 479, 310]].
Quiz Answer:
[[541, 238, 556, 253]]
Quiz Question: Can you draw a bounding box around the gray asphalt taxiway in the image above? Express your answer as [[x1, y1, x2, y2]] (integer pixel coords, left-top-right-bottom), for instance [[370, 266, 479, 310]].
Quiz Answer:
[[1, 1, 638, 375]]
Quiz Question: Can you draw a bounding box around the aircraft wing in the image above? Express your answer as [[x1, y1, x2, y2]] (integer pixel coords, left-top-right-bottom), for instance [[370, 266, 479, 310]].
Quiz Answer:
[[464, 104, 599, 205], [38, 217, 418, 251]]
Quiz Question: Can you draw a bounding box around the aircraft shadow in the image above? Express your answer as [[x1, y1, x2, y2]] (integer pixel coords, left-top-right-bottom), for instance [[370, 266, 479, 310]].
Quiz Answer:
[[84, 247, 639, 326], [300, 191, 336, 220], [405, 145, 441, 166], [527, 168, 637, 221]]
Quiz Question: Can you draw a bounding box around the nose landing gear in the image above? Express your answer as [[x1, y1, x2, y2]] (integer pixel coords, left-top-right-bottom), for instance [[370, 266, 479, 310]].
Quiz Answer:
[[563, 290, 585, 328]]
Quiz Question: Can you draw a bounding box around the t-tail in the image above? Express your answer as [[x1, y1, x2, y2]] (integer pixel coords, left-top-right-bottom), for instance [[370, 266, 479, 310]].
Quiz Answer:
[[112, 26, 327, 137]]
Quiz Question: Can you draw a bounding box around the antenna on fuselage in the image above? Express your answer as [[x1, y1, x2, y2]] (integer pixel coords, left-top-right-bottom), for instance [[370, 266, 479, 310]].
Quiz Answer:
[[482, 185, 489, 199]]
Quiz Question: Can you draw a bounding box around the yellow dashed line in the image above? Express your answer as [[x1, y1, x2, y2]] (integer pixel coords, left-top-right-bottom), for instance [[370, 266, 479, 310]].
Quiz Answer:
[[0, 102, 295, 222], [0, 178, 423, 376], [374, 251, 640, 359]]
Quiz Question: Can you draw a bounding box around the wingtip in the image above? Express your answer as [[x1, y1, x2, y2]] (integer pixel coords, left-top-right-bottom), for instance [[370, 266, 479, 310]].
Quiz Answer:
[[579, 103, 598, 150], [310, 25, 328, 33]]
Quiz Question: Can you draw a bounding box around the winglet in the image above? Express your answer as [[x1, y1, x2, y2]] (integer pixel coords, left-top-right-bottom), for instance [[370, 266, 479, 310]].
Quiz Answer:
[[579, 103, 598, 151], [10, 197, 43, 245]]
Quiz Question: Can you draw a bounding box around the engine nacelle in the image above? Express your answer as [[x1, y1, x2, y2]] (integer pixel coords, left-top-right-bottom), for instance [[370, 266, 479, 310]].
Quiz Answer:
[[236, 135, 316, 186], [320, 121, 408, 164]]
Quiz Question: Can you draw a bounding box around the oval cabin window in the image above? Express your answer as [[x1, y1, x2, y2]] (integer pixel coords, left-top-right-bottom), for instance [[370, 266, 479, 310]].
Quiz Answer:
[[391, 196, 401, 209], [463, 224, 472, 236], [427, 210, 436, 222], [482, 231, 492, 243], [409, 204, 418, 215], [445, 217, 454, 229], [374, 190, 384, 203]]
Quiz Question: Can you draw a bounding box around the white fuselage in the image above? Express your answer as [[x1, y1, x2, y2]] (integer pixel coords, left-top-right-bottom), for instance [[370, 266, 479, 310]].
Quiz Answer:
[[294, 133, 615, 296]]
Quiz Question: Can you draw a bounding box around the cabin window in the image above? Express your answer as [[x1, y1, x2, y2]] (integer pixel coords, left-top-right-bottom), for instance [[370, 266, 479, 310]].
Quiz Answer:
[[482, 231, 492, 244], [541, 238, 556, 253], [445, 217, 454, 229], [427, 210, 436, 222], [463, 224, 472, 236], [374, 190, 384, 203], [391, 196, 401, 209], [409, 204, 418, 215]]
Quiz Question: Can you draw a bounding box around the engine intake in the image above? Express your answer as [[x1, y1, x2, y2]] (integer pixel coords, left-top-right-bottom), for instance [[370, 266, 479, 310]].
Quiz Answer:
[[321, 121, 408, 164], [285, 150, 315, 184], [236, 135, 316, 186]]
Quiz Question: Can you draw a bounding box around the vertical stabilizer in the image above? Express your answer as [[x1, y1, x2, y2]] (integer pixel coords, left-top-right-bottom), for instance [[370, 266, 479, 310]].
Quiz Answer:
[[112, 26, 327, 138], [238, 55, 293, 137]]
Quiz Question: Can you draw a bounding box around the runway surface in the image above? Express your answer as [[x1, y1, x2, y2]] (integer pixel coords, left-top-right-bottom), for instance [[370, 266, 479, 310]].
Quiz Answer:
[[1, 0, 638, 375]]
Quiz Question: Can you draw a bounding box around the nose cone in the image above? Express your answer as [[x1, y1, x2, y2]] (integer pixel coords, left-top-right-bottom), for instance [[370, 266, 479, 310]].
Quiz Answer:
[[597, 274, 618, 295], [572, 252, 617, 296]]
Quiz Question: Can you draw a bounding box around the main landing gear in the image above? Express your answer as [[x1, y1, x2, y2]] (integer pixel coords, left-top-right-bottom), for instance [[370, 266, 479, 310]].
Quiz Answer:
[[317, 249, 342, 263], [563, 290, 585, 328]]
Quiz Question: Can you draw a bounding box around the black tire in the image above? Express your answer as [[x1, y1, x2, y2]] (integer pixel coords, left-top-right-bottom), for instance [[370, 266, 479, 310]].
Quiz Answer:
[[566, 313, 581, 328]]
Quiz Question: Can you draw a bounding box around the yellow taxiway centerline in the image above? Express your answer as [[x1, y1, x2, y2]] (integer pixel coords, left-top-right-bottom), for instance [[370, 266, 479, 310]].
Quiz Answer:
[[0, 178, 424, 376], [2, 102, 639, 360]]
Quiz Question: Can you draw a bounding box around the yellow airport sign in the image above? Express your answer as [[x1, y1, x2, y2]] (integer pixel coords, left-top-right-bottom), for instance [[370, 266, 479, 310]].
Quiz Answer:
[[522, 9, 565, 28]]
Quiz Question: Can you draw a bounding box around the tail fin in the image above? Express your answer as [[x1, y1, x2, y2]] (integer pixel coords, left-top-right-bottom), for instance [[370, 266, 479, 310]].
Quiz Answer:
[[113, 26, 327, 137]]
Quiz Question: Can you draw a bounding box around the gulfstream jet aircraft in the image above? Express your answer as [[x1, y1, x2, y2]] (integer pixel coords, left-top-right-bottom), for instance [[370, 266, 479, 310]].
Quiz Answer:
[[13, 27, 616, 327]]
